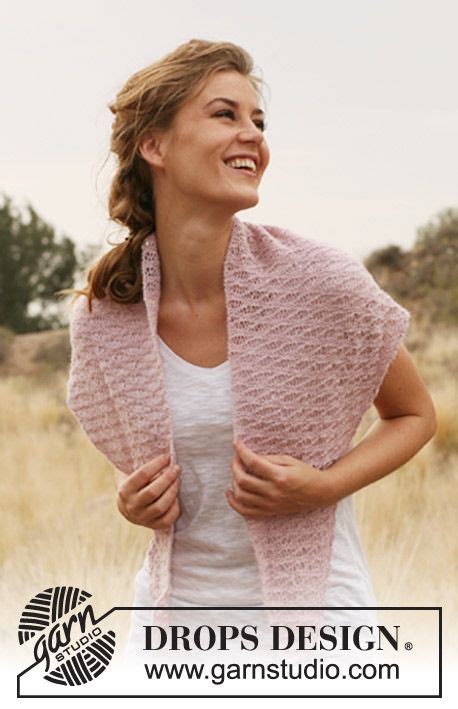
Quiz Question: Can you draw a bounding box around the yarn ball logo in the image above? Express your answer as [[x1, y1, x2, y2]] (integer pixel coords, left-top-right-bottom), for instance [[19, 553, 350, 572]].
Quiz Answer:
[[18, 586, 116, 686]]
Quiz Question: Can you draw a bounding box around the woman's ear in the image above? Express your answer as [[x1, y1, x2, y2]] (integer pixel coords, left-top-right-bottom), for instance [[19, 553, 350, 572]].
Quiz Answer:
[[138, 132, 167, 169]]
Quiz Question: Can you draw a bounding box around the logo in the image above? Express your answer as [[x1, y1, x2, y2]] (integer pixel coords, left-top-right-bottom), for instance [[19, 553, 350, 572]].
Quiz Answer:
[[18, 586, 116, 686]]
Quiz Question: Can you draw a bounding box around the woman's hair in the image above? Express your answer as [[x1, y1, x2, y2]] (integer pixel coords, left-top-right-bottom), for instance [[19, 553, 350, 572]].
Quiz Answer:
[[67, 38, 265, 310]]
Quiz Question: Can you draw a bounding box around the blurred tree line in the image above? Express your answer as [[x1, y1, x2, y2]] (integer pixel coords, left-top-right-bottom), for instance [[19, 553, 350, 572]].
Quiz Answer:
[[364, 206, 458, 324], [0, 193, 96, 334], [0, 192, 457, 337]]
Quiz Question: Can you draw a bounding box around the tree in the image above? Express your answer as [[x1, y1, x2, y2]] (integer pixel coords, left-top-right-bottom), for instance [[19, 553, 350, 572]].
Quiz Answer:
[[409, 207, 458, 321], [364, 244, 407, 272], [0, 193, 78, 333], [364, 206, 458, 324]]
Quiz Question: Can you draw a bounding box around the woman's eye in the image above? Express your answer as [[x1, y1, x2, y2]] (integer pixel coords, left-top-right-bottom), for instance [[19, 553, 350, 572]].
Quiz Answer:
[[215, 109, 236, 120], [214, 110, 266, 132]]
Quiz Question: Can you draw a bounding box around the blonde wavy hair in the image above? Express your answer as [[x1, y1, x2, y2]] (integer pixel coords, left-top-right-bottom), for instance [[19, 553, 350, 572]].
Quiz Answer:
[[68, 39, 265, 310]]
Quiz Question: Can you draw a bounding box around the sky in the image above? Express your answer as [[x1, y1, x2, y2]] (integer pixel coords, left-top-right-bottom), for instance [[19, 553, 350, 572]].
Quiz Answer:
[[1, 0, 457, 260]]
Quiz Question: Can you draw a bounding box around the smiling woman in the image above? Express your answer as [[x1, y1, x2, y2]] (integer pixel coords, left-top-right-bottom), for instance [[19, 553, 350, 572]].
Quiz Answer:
[[64, 38, 436, 659]]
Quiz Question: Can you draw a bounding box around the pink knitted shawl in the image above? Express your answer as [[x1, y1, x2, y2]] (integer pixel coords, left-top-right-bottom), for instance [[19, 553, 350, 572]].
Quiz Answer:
[[67, 216, 410, 625]]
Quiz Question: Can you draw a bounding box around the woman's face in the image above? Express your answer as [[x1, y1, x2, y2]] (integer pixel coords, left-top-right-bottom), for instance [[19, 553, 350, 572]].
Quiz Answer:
[[140, 70, 270, 215]]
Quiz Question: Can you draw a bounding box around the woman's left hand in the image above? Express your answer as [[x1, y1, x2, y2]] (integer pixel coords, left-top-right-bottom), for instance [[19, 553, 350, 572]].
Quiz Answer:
[[226, 440, 338, 517]]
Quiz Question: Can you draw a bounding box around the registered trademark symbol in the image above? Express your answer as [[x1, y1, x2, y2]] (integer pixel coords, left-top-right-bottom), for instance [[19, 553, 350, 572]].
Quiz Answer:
[[405, 641, 413, 650]]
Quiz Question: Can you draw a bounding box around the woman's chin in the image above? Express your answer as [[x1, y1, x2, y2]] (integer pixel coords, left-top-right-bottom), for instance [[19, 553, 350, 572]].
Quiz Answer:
[[228, 189, 260, 211], [202, 187, 260, 215]]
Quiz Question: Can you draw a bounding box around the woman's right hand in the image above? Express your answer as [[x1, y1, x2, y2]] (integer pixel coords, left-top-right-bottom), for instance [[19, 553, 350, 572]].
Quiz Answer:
[[116, 453, 181, 530]]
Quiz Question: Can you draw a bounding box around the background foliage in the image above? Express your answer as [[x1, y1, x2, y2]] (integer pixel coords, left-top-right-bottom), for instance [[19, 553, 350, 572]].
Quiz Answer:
[[0, 193, 96, 333], [364, 206, 458, 324]]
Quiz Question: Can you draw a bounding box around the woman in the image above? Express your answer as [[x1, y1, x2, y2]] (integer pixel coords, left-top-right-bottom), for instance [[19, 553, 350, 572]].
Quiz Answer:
[[66, 39, 436, 656]]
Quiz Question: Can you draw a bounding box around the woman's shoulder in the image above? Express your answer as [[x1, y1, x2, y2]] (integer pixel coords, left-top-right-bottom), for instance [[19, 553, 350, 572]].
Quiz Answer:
[[68, 293, 143, 337], [244, 219, 371, 288], [69, 293, 112, 326], [245, 219, 357, 258]]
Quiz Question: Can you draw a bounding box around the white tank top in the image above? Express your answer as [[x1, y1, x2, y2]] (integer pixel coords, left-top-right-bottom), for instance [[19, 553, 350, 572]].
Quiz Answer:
[[133, 335, 377, 618]]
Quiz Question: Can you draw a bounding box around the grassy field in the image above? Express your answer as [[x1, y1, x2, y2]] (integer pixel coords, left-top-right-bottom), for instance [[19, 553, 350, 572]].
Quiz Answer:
[[1, 319, 457, 657]]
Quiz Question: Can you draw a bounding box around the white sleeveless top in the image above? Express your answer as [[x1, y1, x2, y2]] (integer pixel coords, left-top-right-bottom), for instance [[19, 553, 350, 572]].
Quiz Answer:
[[132, 335, 377, 622]]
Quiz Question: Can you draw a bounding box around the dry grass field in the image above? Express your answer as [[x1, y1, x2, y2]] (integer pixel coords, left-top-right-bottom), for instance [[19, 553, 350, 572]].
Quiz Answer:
[[1, 318, 457, 658]]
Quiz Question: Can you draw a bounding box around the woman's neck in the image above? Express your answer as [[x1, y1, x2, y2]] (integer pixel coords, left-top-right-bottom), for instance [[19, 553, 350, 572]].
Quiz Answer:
[[153, 208, 235, 307]]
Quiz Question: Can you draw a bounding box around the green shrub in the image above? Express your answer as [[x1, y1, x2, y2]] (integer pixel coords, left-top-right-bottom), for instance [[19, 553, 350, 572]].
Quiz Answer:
[[33, 330, 71, 371], [0, 326, 14, 363]]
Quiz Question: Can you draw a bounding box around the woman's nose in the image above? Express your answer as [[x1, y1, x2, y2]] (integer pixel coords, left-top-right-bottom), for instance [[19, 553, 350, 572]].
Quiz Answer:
[[237, 125, 264, 143]]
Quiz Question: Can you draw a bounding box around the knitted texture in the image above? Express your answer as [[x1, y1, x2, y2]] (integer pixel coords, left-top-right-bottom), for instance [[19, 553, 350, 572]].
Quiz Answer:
[[67, 217, 410, 626]]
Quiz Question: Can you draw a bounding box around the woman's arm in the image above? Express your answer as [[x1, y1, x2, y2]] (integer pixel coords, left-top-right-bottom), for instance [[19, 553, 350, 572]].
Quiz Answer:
[[227, 344, 436, 516], [325, 343, 437, 500]]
